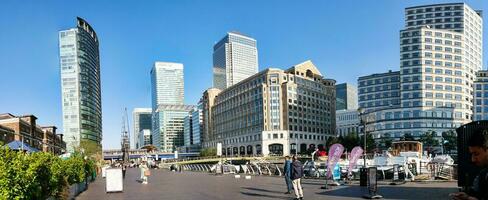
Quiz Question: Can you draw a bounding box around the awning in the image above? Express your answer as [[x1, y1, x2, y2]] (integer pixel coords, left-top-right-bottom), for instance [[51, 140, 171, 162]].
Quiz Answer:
[[5, 140, 40, 152]]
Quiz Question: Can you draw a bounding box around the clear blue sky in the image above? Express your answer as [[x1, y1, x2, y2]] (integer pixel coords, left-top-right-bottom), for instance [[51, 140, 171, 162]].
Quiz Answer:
[[0, 0, 486, 149]]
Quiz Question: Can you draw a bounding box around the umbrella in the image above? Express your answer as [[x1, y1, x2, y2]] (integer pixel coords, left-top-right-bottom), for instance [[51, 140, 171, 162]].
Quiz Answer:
[[5, 140, 40, 152]]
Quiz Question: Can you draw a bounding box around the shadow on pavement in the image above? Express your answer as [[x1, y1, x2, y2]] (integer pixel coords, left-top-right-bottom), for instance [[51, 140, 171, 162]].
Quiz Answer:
[[240, 192, 291, 199], [241, 187, 284, 194], [316, 185, 457, 200]]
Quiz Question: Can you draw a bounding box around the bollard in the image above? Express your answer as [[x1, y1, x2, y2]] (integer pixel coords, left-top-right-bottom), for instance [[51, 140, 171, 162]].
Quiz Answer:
[[245, 175, 251, 180], [235, 175, 241, 179]]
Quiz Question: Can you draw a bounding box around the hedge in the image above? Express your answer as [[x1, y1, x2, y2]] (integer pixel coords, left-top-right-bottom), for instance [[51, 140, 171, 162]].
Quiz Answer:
[[0, 148, 96, 200]]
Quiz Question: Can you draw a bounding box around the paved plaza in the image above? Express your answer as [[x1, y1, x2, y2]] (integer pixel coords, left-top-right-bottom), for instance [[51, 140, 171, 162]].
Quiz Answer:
[[77, 168, 459, 200]]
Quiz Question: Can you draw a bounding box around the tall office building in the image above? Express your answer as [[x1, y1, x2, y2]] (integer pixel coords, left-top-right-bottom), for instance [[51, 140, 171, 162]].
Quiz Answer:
[[336, 83, 358, 110], [358, 3, 483, 141], [152, 105, 194, 152], [474, 70, 488, 121], [191, 101, 203, 145], [151, 62, 184, 109], [213, 32, 259, 89], [132, 108, 152, 149], [183, 114, 193, 147], [203, 60, 336, 156], [59, 17, 102, 152]]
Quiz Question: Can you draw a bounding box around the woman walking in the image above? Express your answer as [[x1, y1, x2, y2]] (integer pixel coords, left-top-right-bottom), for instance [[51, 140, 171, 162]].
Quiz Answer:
[[140, 161, 150, 184]]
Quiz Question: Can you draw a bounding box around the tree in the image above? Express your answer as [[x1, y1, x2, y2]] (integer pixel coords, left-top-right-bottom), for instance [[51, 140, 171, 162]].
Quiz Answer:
[[379, 138, 393, 150], [442, 130, 457, 154], [326, 136, 341, 149], [199, 147, 216, 157], [420, 130, 440, 152], [360, 134, 376, 153], [402, 133, 416, 141], [79, 139, 102, 158], [342, 133, 360, 151]]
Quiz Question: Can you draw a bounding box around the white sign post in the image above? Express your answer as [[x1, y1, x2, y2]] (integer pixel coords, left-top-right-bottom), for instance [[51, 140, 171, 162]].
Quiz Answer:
[[217, 143, 222, 156], [174, 151, 178, 159]]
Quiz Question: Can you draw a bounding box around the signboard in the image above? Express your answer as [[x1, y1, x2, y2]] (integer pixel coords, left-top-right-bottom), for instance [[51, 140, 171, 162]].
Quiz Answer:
[[217, 143, 222, 156], [174, 151, 178, 159], [393, 164, 399, 181], [367, 167, 377, 195], [326, 143, 344, 179], [105, 168, 123, 192]]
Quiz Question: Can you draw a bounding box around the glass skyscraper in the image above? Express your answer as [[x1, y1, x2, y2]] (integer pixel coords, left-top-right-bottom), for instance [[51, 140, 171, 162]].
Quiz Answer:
[[335, 83, 358, 110], [151, 62, 184, 108], [132, 108, 152, 149], [213, 32, 258, 89], [59, 17, 102, 152]]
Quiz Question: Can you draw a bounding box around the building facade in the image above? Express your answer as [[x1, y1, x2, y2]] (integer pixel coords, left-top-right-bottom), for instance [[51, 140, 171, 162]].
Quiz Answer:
[[358, 3, 483, 142], [358, 71, 401, 113], [59, 17, 102, 152], [203, 60, 336, 156], [138, 129, 152, 148], [183, 114, 193, 147], [336, 109, 360, 137], [336, 83, 358, 110], [150, 62, 184, 108], [191, 102, 203, 145], [0, 113, 66, 154], [213, 32, 258, 90], [132, 108, 152, 149], [152, 105, 194, 152], [474, 70, 488, 121]]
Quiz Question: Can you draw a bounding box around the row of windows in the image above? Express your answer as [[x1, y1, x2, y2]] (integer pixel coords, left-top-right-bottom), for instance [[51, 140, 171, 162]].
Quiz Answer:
[[406, 5, 463, 14], [358, 76, 400, 86]]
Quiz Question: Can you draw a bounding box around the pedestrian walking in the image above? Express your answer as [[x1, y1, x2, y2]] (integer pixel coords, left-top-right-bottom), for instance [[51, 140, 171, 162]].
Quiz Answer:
[[450, 131, 488, 200], [291, 155, 304, 200], [140, 161, 150, 184], [283, 156, 293, 194]]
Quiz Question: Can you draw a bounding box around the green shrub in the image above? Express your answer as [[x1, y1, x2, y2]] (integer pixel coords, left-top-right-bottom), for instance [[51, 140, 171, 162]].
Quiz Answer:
[[0, 148, 97, 200]]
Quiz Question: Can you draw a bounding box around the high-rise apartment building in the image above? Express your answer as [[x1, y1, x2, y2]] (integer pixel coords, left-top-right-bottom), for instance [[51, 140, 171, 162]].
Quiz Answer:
[[213, 32, 258, 89], [336, 83, 358, 110], [358, 3, 483, 141], [474, 70, 488, 121], [203, 61, 336, 156], [59, 17, 102, 152], [132, 108, 152, 149]]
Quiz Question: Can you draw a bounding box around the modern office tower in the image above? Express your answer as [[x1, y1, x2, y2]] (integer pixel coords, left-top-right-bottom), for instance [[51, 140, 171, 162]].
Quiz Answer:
[[213, 32, 259, 89], [203, 60, 336, 156], [183, 114, 193, 147], [358, 71, 401, 112], [336, 83, 358, 110], [152, 105, 194, 152], [151, 62, 184, 108], [59, 17, 102, 152], [191, 102, 203, 145], [138, 129, 152, 147], [358, 3, 483, 141], [132, 108, 152, 149], [474, 70, 488, 121], [336, 109, 360, 137]]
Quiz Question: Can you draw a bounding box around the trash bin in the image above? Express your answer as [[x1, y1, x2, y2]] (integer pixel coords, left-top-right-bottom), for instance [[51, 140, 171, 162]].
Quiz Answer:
[[360, 167, 368, 186]]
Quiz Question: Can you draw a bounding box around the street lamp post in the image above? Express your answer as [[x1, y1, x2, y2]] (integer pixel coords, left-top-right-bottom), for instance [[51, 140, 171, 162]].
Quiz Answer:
[[358, 107, 366, 167]]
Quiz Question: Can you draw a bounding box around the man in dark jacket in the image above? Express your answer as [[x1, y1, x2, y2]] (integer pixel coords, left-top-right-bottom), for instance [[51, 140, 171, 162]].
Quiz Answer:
[[284, 156, 293, 194], [290, 155, 304, 200], [450, 131, 488, 200]]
